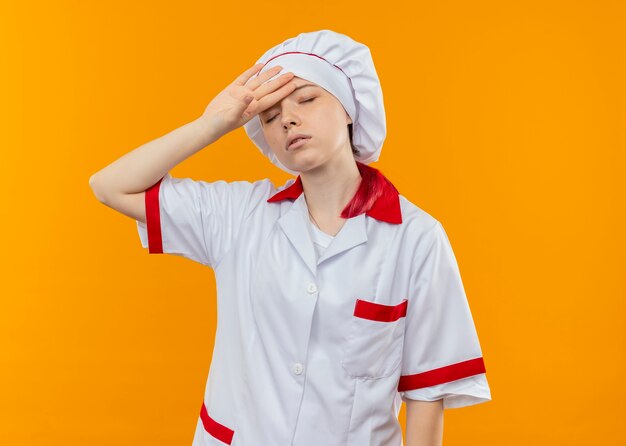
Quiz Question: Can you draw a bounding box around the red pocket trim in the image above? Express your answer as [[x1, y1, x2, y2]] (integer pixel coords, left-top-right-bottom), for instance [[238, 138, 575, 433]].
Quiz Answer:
[[145, 177, 164, 254], [397, 357, 486, 391], [200, 401, 235, 445], [353, 298, 408, 322]]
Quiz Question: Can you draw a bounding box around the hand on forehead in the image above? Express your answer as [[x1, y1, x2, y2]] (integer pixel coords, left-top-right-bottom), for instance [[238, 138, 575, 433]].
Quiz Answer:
[[259, 76, 323, 118]]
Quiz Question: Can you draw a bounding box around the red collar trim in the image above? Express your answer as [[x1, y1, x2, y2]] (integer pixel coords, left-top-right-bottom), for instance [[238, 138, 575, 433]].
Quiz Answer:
[[267, 165, 402, 224]]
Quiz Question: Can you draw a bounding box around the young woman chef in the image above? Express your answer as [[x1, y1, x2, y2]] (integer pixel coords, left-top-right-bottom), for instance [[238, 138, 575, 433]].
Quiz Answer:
[[91, 29, 491, 446]]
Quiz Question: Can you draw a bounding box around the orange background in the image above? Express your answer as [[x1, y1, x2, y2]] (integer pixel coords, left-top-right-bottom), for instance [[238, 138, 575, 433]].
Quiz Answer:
[[1, 0, 625, 444]]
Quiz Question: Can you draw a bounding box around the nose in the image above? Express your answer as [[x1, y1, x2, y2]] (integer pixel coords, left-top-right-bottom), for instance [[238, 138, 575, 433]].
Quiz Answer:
[[280, 103, 301, 128]]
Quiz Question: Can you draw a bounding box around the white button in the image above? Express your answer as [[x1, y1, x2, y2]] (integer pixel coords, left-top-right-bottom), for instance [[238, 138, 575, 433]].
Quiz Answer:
[[307, 283, 317, 294], [293, 363, 304, 375]]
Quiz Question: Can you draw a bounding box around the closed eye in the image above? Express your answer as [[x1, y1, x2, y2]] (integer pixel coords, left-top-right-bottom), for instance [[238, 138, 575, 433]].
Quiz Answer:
[[265, 97, 316, 123]]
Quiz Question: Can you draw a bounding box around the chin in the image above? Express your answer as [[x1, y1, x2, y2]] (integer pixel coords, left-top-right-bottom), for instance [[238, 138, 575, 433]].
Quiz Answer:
[[292, 159, 328, 175], [276, 151, 317, 172]]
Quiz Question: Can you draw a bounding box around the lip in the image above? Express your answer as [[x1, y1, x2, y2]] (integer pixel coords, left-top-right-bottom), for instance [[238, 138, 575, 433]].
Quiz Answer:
[[287, 137, 311, 151], [286, 134, 312, 150]]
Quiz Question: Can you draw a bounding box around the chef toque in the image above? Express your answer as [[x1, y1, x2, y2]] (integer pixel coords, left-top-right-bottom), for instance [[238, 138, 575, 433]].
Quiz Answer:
[[243, 29, 387, 175]]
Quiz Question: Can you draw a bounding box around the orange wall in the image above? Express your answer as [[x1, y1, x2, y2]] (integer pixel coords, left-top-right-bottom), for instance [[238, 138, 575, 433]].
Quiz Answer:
[[1, 0, 624, 444]]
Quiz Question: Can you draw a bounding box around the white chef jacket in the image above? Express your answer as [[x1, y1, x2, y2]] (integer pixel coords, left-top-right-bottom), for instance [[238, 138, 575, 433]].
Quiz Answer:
[[135, 171, 491, 446]]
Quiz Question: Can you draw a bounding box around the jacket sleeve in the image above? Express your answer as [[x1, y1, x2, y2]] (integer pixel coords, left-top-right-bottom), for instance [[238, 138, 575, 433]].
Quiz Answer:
[[398, 221, 492, 409], [135, 173, 274, 269]]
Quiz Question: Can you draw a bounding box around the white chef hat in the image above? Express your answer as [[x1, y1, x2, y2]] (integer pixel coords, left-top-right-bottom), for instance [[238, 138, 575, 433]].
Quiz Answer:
[[243, 29, 387, 175]]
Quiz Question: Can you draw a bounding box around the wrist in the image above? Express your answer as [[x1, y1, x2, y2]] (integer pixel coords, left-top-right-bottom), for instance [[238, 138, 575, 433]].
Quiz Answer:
[[194, 115, 222, 146]]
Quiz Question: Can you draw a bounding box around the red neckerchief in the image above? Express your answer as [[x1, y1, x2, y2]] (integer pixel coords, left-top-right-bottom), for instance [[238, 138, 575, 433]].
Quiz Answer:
[[267, 161, 402, 224]]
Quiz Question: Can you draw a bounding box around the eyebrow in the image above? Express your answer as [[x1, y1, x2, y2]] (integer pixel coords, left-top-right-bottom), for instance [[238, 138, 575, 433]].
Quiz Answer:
[[261, 84, 318, 117]]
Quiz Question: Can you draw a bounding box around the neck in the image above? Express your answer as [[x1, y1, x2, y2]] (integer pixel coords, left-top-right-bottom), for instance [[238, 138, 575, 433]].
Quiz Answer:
[[300, 154, 362, 223]]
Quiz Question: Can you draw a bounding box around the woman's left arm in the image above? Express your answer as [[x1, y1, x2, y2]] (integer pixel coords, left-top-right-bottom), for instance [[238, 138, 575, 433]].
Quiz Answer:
[[405, 399, 444, 446]]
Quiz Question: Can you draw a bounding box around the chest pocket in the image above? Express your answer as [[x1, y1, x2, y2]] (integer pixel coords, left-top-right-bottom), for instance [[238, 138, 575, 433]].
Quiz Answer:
[[341, 297, 408, 379]]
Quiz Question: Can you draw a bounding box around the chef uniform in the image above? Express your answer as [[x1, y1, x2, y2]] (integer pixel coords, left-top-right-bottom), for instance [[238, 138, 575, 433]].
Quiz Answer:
[[136, 29, 491, 446]]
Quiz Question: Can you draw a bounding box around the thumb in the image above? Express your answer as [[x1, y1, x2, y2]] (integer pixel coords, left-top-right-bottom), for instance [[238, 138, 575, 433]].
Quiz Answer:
[[240, 94, 255, 121]]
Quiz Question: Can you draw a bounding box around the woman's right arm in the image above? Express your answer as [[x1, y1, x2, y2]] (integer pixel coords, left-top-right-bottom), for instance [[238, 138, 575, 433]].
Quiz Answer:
[[88, 117, 219, 224], [88, 62, 296, 224]]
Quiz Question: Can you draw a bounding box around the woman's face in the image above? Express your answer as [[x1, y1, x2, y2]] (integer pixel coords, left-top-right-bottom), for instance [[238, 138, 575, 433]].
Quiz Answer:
[[259, 76, 353, 173]]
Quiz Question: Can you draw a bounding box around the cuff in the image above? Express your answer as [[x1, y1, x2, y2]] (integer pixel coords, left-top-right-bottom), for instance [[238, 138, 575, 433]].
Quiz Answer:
[[136, 176, 166, 253], [400, 373, 491, 409], [137, 219, 148, 249]]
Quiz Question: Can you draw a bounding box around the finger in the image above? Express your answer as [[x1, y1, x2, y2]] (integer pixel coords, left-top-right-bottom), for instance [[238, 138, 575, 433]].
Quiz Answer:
[[253, 81, 297, 115], [251, 72, 295, 101], [233, 63, 265, 86], [243, 65, 286, 91]]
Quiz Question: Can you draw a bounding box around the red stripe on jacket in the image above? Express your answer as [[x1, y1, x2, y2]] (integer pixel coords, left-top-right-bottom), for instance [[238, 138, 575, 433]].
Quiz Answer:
[[200, 401, 235, 444], [144, 177, 164, 253], [398, 357, 486, 391]]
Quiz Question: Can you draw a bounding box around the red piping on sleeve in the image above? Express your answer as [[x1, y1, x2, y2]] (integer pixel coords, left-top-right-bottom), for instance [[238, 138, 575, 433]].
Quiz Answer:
[[200, 401, 235, 445], [145, 177, 164, 254], [398, 357, 486, 391]]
